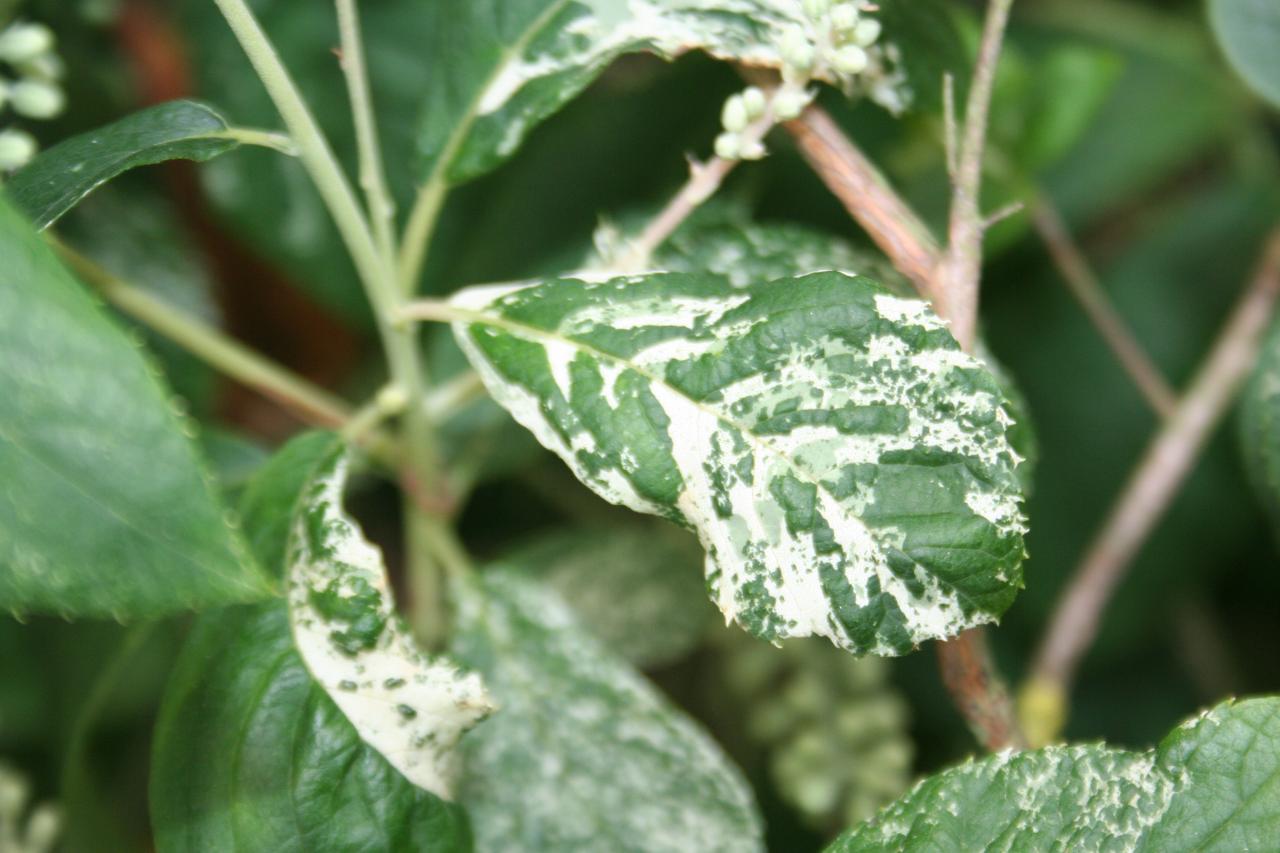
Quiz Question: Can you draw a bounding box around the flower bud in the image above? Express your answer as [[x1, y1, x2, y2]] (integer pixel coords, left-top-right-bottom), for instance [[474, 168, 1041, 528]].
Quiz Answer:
[[714, 132, 740, 161], [0, 129, 37, 171], [852, 18, 882, 47], [771, 86, 813, 121], [721, 93, 749, 133], [738, 137, 766, 160], [832, 44, 868, 75], [11, 79, 64, 119], [803, 0, 831, 18], [0, 22, 54, 64], [741, 86, 767, 120], [830, 3, 860, 33], [25, 803, 62, 850], [780, 26, 815, 74]]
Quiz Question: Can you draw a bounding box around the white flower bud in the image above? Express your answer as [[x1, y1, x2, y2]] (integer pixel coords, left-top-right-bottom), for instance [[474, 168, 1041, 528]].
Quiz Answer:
[[0, 129, 38, 171], [780, 26, 815, 74], [803, 0, 831, 18], [771, 86, 814, 121], [832, 44, 868, 75], [721, 93, 749, 133], [714, 131, 740, 161], [741, 86, 767, 120], [25, 803, 62, 852], [830, 3, 860, 33], [11, 79, 65, 119], [19, 52, 65, 82], [738, 137, 766, 160], [852, 18, 882, 47], [0, 22, 55, 64]]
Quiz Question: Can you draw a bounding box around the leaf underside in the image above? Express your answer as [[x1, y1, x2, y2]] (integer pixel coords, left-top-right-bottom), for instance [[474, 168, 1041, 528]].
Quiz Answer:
[[449, 271, 1026, 656], [830, 697, 1280, 852], [452, 568, 765, 853], [7, 100, 239, 230]]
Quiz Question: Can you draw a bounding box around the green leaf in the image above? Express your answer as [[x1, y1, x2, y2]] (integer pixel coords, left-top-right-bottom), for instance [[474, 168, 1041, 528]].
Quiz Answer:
[[1209, 0, 1280, 109], [447, 271, 1027, 656], [828, 696, 1280, 851], [451, 568, 764, 852], [152, 445, 488, 850], [1239, 319, 1280, 544], [0, 197, 272, 618], [507, 524, 713, 666], [236, 430, 337, 576], [875, 0, 970, 113], [6, 100, 241, 230], [150, 603, 472, 852]]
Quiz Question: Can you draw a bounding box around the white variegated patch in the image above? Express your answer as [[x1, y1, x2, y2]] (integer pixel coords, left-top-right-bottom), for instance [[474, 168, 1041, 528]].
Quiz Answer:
[[286, 453, 494, 800], [448, 272, 1027, 657]]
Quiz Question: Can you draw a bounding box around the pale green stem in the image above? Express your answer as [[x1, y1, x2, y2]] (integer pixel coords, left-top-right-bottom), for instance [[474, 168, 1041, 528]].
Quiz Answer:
[[57, 240, 351, 428], [335, 0, 398, 263], [213, 0, 450, 642], [397, 171, 448, 296], [213, 126, 299, 156]]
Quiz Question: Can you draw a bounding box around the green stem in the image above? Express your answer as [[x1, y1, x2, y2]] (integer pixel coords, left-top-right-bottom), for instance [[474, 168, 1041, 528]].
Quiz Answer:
[[335, 0, 397, 263], [57, 240, 352, 428], [397, 171, 448, 296], [212, 0, 451, 642], [214, 126, 299, 156]]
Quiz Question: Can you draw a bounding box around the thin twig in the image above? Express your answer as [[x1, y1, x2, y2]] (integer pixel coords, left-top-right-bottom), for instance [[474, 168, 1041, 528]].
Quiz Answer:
[[1025, 228, 1280, 742], [1031, 195, 1178, 419], [937, 627, 1026, 751], [335, 0, 397, 263], [777, 103, 944, 305], [934, 0, 1016, 351], [57, 240, 352, 429], [617, 156, 740, 271]]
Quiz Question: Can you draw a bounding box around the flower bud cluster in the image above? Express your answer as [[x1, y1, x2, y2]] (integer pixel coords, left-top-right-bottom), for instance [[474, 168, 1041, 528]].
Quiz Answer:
[[713, 2, 882, 162], [0, 761, 61, 853], [0, 21, 66, 172]]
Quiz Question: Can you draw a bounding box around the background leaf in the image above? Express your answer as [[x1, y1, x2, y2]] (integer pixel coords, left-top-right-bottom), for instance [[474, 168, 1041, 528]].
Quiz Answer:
[[1238, 319, 1280, 548], [451, 568, 764, 853], [829, 696, 1280, 851], [7, 100, 241, 230], [1209, 0, 1280, 110], [0, 197, 271, 618], [448, 271, 1026, 655], [504, 524, 713, 667]]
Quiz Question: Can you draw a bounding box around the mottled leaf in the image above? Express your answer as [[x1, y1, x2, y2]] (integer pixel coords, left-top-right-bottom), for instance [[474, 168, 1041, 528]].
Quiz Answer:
[[829, 696, 1280, 851], [509, 524, 713, 666], [651, 213, 913, 295], [1210, 0, 1280, 109], [150, 603, 472, 852], [151, 444, 487, 850], [447, 271, 1026, 656], [286, 449, 493, 799], [415, 0, 810, 186], [452, 568, 764, 852], [0, 197, 271, 618], [7, 100, 240, 230]]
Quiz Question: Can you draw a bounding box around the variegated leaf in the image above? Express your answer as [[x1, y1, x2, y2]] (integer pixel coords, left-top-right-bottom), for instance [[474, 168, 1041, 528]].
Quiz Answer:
[[418, 0, 809, 185], [287, 449, 494, 799], [446, 271, 1027, 656], [829, 696, 1280, 852]]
